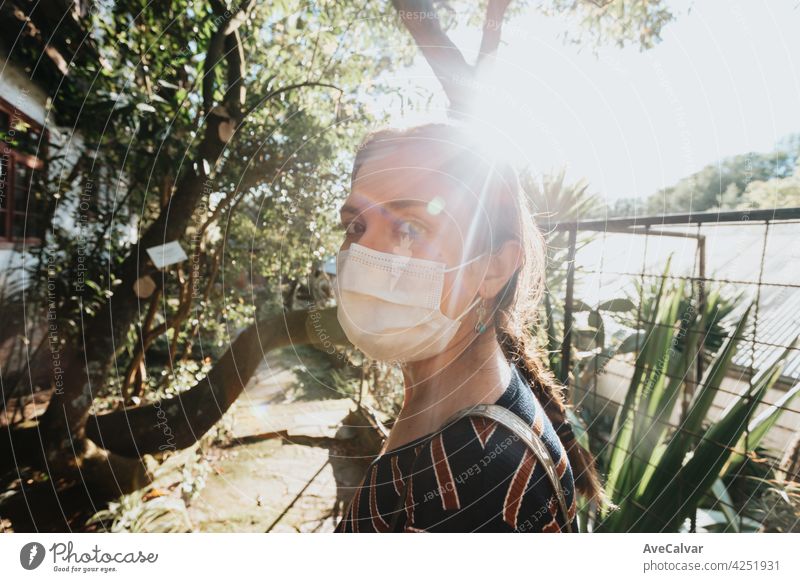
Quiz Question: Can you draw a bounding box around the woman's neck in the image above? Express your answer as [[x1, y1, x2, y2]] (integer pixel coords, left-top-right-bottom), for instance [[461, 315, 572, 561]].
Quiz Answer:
[[394, 330, 512, 437]]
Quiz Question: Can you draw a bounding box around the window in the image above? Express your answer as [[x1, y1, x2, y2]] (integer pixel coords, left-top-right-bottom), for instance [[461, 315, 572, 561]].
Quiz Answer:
[[0, 98, 48, 244]]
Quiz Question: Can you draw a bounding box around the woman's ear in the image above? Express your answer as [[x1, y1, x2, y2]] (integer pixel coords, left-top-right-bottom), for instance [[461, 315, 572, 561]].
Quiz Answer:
[[479, 239, 523, 300]]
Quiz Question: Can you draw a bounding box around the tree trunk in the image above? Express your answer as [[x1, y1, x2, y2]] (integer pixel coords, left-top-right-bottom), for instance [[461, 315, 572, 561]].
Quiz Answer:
[[86, 307, 348, 457], [1, 307, 348, 502], [35, 164, 213, 464], [35, 2, 249, 469]]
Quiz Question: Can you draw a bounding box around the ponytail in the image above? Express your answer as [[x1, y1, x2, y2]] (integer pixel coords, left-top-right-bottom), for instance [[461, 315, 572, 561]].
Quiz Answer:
[[498, 327, 606, 505], [476, 155, 608, 507]]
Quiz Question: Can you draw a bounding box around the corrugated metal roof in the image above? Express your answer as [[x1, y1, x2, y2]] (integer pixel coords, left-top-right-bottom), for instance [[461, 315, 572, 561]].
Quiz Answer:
[[731, 285, 800, 382]]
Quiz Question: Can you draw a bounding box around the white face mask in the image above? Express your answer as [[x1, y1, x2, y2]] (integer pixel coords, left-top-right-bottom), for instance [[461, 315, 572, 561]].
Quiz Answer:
[[333, 242, 485, 363]]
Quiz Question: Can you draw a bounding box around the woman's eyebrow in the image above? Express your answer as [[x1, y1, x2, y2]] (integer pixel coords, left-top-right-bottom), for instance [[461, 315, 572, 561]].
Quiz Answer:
[[339, 199, 430, 217], [339, 203, 360, 217], [387, 200, 445, 226], [385, 200, 429, 211]]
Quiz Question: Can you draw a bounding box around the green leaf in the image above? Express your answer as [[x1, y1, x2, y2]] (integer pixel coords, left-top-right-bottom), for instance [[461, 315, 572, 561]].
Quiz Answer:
[[709, 478, 739, 532], [597, 298, 637, 312], [588, 309, 602, 330], [617, 330, 645, 353], [721, 344, 800, 475], [638, 358, 784, 532]]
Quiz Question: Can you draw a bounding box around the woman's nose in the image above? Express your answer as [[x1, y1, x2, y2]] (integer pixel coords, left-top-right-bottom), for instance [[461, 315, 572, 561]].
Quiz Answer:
[[356, 233, 390, 254]]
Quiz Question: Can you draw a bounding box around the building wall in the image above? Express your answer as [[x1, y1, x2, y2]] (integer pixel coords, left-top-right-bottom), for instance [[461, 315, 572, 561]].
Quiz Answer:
[[0, 52, 77, 379], [1, 52, 51, 289]]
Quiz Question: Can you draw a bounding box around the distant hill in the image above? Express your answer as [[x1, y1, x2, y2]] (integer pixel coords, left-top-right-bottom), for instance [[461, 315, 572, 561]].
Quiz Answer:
[[608, 133, 800, 217]]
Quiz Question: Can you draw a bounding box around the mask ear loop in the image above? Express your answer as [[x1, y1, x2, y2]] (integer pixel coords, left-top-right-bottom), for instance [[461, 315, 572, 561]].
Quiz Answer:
[[442, 156, 497, 325], [439, 158, 498, 324], [447, 293, 484, 330], [444, 252, 488, 328], [440, 251, 486, 326]]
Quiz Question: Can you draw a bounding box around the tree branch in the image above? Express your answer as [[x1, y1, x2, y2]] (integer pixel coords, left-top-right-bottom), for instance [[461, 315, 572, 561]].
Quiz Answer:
[[391, 0, 472, 112], [223, 28, 246, 118], [202, 28, 227, 114], [203, 0, 252, 116], [391, 0, 513, 115], [86, 308, 350, 456], [477, 0, 512, 63], [239, 81, 343, 127]]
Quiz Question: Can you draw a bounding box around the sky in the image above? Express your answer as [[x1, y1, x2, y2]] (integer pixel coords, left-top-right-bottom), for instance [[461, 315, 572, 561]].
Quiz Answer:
[[372, 0, 800, 203]]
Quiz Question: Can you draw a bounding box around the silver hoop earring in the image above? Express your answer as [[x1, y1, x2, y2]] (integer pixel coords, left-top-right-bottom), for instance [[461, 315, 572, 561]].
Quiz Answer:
[[474, 298, 487, 334]]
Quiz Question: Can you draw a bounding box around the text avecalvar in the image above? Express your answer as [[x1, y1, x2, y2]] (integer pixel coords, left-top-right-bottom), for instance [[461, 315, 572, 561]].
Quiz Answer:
[[643, 543, 704, 554]]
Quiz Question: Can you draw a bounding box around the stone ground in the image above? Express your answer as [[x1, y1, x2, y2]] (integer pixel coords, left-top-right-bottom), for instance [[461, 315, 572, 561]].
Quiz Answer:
[[185, 349, 356, 532], [0, 346, 370, 532]]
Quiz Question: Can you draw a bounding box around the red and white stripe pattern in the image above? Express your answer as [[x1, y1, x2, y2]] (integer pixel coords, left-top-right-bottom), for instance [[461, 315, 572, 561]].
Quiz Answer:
[[403, 446, 426, 526], [532, 407, 544, 436], [390, 455, 405, 496], [430, 432, 461, 510], [567, 493, 578, 522], [350, 484, 363, 533], [554, 442, 568, 478], [369, 465, 391, 532], [502, 448, 537, 528], [335, 395, 576, 533], [541, 495, 562, 533], [469, 417, 498, 448]]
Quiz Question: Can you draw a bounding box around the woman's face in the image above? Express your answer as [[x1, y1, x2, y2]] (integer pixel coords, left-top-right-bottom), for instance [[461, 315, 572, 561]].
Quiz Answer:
[[338, 147, 491, 323]]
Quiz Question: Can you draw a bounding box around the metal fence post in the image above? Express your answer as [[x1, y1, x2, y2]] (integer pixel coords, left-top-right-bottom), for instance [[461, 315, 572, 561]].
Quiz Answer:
[[560, 224, 578, 385]]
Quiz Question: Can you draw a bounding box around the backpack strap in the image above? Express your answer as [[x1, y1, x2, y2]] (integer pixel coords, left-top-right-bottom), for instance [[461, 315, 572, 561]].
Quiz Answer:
[[389, 403, 574, 533]]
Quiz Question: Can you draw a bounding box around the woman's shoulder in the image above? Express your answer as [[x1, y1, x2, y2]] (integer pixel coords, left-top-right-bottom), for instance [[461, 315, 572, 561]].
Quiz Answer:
[[407, 413, 575, 531], [429, 366, 566, 469], [404, 369, 577, 531], [419, 391, 562, 483]]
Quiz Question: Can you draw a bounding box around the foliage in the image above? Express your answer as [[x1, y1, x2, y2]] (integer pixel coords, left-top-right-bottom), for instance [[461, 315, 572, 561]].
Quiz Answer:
[[1, 0, 691, 412], [522, 167, 599, 374], [526, 169, 797, 532], [534, 0, 675, 50], [594, 275, 799, 532], [86, 492, 193, 533], [4, 0, 415, 407], [737, 162, 800, 210], [750, 479, 800, 533]]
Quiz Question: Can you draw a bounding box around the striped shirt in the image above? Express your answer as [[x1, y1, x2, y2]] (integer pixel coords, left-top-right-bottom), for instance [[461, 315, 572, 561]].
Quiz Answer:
[[334, 365, 579, 532]]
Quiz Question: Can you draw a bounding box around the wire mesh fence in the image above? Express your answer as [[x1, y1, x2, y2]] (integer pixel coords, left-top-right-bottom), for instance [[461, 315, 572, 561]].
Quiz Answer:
[[547, 207, 800, 532]]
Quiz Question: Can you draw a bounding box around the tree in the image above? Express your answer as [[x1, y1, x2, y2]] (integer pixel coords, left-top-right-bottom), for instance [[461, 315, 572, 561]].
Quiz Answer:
[[738, 161, 800, 210], [1, 0, 404, 514], [1, 0, 677, 528]]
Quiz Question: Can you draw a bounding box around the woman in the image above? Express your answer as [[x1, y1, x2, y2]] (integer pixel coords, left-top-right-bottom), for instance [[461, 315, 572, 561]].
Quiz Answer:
[[332, 123, 603, 533]]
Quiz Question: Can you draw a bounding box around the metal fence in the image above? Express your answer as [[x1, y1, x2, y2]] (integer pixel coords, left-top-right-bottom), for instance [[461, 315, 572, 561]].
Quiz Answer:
[[550, 207, 800, 530]]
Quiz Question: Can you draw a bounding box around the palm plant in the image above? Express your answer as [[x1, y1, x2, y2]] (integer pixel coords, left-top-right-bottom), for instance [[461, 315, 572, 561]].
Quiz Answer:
[[523, 168, 599, 374], [595, 276, 799, 532], [526, 169, 800, 532], [748, 478, 800, 532]]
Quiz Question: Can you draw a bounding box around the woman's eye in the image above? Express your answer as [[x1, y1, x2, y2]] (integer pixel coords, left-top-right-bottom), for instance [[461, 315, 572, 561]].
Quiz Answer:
[[397, 220, 425, 239], [342, 221, 364, 236]]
